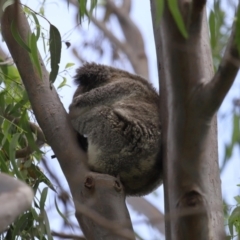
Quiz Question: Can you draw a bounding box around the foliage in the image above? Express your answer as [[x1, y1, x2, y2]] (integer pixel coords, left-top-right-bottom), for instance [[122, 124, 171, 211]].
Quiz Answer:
[[227, 190, 240, 239]]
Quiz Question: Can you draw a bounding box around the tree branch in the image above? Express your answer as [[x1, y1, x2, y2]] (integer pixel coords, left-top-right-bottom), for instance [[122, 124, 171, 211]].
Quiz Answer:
[[204, 2, 240, 115], [150, 0, 224, 238], [2, 2, 134, 239], [106, 0, 149, 78], [51, 231, 85, 240], [89, 15, 141, 74], [66, 0, 149, 78], [127, 197, 165, 234]]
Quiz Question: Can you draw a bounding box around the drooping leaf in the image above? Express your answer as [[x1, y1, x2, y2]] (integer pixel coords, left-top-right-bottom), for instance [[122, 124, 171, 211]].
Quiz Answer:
[[1, 119, 12, 147], [155, 0, 164, 23], [235, 6, 240, 54], [90, 0, 98, 13], [30, 33, 42, 79], [42, 209, 53, 240], [209, 10, 216, 50], [167, 0, 188, 38], [49, 24, 62, 83], [0, 151, 10, 173], [57, 77, 68, 89], [9, 133, 24, 180], [222, 114, 240, 170], [11, 21, 31, 52], [12, 212, 34, 237], [54, 197, 67, 220], [229, 206, 240, 236], [19, 110, 39, 153], [40, 187, 48, 210], [78, 0, 87, 23], [30, 12, 41, 40]]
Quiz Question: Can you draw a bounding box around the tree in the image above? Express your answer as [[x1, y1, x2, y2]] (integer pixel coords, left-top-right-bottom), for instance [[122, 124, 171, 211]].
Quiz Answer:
[[0, 0, 239, 239]]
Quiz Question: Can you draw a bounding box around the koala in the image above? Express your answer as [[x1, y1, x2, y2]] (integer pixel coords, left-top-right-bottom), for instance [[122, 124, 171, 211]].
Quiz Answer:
[[69, 63, 162, 196]]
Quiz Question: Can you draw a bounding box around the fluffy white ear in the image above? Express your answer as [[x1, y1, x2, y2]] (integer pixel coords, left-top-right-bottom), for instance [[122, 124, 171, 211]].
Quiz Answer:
[[0, 173, 34, 233]]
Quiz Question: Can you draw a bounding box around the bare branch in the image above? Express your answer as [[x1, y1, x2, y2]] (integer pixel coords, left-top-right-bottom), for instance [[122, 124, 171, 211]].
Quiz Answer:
[[51, 231, 85, 240], [127, 197, 165, 234], [121, 0, 131, 14], [204, 3, 240, 115], [89, 15, 141, 75], [106, 0, 149, 78], [65, 0, 149, 78]]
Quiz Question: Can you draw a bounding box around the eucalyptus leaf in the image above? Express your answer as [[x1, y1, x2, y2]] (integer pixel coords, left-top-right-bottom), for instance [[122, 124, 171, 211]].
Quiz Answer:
[[49, 24, 62, 83]]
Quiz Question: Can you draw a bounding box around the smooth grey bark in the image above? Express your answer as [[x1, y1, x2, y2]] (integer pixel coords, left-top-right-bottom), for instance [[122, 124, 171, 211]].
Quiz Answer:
[[150, 0, 230, 239]]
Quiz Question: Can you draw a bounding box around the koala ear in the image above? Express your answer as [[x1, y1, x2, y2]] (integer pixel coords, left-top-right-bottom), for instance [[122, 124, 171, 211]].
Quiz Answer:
[[74, 63, 112, 88]]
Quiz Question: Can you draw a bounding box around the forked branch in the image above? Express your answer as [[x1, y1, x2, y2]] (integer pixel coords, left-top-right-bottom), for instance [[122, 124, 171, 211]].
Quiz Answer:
[[205, 2, 240, 115]]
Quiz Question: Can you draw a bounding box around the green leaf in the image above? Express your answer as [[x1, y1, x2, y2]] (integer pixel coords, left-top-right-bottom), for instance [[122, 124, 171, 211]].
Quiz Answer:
[[30, 33, 42, 79], [19, 110, 39, 153], [167, 0, 188, 38], [40, 187, 48, 210], [155, 0, 164, 23], [78, 0, 87, 23], [236, 7, 240, 54], [9, 133, 24, 180], [222, 114, 240, 170], [42, 209, 53, 240], [232, 114, 240, 143], [11, 21, 31, 53], [229, 206, 240, 235], [9, 90, 29, 116], [12, 212, 33, 237], [65, 62, 75, 69], [30, 12, 41, 40], [234, 195, 240, 204], [2, 119, 12, 146], [49, 24, 62, 83], [209, 10, 216, 49], [54, 197, 67, 220], [57, 77, 67, 89], [90, 0, 98, 13], [31, 208, 39, 220], [0, 151, 10, 173]]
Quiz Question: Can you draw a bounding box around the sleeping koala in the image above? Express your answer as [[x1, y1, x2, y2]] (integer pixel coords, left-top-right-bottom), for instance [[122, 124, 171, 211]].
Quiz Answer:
[[69, 63, 162, 196]]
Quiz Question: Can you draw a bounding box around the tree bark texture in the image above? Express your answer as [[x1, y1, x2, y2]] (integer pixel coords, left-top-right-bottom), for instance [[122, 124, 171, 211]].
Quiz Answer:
[[150, 1, 225, 239]]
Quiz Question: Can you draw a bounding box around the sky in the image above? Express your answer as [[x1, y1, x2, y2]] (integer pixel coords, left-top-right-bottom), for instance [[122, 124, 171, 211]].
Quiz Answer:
[[6, 0, 240, 239]]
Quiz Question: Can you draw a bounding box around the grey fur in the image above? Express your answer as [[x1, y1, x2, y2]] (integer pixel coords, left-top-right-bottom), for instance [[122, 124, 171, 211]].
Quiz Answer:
[[69, 63, 162, 196]]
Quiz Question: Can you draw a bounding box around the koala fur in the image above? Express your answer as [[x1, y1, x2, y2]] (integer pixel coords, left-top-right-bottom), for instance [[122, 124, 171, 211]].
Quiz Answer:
[[69, 63, 162, 196]]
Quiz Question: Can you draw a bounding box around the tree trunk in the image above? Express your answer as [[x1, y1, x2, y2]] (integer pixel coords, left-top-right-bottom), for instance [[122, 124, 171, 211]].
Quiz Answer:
[[150, 1, 225, 239]]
